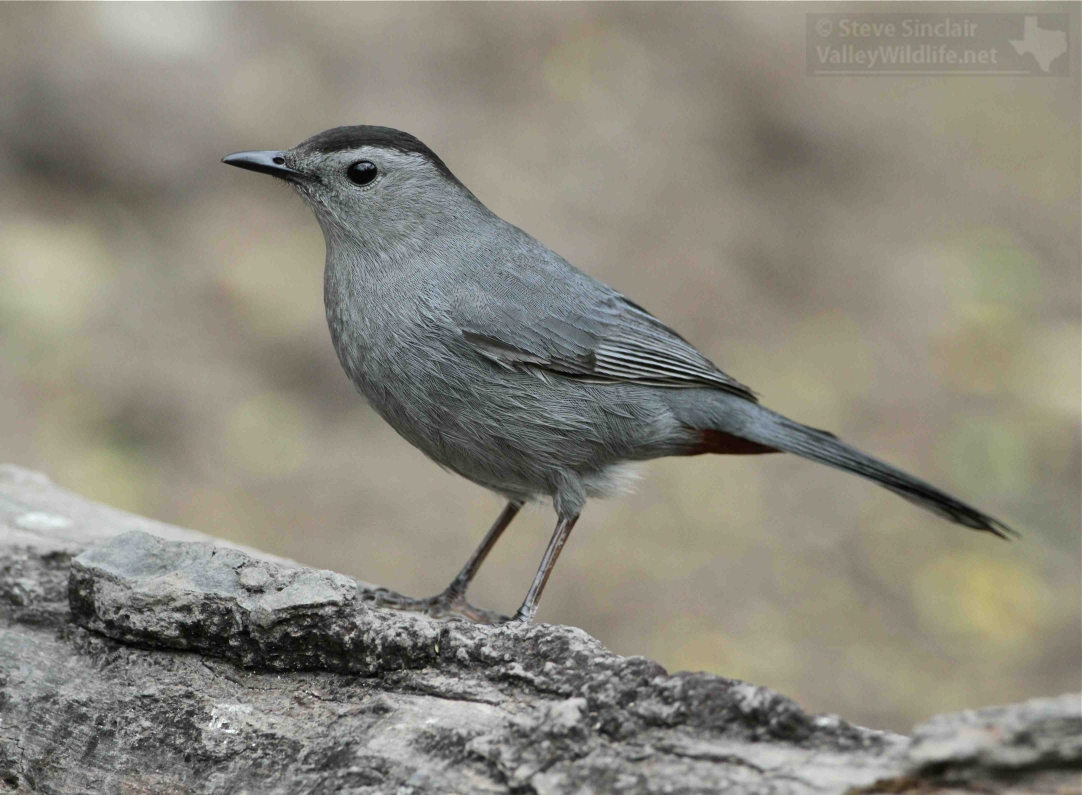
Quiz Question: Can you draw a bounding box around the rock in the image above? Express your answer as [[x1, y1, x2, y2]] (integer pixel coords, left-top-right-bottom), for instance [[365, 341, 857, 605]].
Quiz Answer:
[[907, 693, 1081, 772], [883, 694, 1082, 794], [0, 464, 1077, 794]]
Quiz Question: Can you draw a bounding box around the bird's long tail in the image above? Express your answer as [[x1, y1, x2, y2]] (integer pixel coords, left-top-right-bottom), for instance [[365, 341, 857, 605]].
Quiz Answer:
[[694, 395, 1017, 539]]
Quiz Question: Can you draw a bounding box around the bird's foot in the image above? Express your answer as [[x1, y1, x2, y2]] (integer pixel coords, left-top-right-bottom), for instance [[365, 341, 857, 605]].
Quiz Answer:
[[369, 587, 509, 625]]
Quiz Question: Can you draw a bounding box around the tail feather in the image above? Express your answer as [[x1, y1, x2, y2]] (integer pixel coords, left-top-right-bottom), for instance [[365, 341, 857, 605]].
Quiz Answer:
[[709, 400, 1018, 540]]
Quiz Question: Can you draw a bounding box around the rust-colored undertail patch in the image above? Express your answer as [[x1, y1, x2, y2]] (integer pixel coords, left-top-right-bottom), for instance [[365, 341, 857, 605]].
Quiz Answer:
[[683, 428, 779, 456]]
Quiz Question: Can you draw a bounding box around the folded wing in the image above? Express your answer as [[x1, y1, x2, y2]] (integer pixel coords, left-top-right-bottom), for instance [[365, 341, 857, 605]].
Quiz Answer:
[[457, 291, 757, 402]]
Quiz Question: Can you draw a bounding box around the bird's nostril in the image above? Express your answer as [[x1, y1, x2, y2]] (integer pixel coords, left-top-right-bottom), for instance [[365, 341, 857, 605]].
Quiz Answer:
[[272, 156, 285, 165]]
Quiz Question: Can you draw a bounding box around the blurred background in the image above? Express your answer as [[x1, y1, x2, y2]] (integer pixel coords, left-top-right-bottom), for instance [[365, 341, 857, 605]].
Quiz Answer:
[[0, 3, 1078, 733]]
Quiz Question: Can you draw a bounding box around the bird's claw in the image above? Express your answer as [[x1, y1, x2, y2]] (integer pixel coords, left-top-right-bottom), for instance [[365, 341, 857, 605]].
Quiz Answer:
[[370, 588, 510, 625]]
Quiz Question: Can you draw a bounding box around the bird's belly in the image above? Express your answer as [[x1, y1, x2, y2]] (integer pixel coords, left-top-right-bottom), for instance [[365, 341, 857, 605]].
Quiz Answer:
[[348, 349, 677, 498]]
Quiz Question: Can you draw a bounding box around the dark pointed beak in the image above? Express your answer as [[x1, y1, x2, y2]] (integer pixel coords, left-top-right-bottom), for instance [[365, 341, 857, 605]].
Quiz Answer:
[[221, 150, 305, 181]]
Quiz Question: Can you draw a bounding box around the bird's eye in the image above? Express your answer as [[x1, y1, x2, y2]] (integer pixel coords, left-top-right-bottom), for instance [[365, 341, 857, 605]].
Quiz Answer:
[[346, 161, 378, 186]]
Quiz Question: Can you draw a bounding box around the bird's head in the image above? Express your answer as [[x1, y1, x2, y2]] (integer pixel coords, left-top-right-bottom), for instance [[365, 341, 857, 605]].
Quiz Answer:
[[223, 125, 482, 249]]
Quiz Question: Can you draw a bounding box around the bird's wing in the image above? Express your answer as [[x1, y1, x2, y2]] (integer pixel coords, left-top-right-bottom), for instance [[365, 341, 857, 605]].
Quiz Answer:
[[455, 287, 758, 402]]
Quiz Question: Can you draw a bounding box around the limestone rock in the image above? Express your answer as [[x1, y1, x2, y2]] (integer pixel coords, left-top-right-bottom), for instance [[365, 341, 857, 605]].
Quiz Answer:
[[0, 465, 1077, 794]]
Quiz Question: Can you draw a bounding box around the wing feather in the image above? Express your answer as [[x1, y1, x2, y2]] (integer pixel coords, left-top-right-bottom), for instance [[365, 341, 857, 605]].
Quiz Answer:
[[458, 294, 757, 402]]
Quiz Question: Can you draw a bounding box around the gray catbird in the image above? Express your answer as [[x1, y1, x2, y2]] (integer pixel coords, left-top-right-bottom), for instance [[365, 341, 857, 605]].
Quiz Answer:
[[223, 126, 1015, 624]]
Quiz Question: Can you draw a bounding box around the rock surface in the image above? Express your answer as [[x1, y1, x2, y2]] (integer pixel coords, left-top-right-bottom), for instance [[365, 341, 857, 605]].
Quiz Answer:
[[0, 464, 1078, 794]]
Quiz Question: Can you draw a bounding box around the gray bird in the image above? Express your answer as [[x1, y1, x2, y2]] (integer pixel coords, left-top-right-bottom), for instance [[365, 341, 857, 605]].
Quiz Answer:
[[223, 126, 1015, 624]]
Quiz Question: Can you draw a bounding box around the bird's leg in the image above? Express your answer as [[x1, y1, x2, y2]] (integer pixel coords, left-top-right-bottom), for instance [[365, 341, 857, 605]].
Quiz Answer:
[[510, 512, 580, 623], [374, 501, 522, 623], [439, 500, 522, 604]]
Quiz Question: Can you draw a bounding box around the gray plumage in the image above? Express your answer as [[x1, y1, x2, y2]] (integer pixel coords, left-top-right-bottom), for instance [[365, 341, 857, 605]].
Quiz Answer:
[[222, 126, 1015, 623]]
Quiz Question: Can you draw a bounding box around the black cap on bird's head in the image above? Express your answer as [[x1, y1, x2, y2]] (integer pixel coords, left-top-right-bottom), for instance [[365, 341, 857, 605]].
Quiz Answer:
[[294, 126, 458, 182]]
